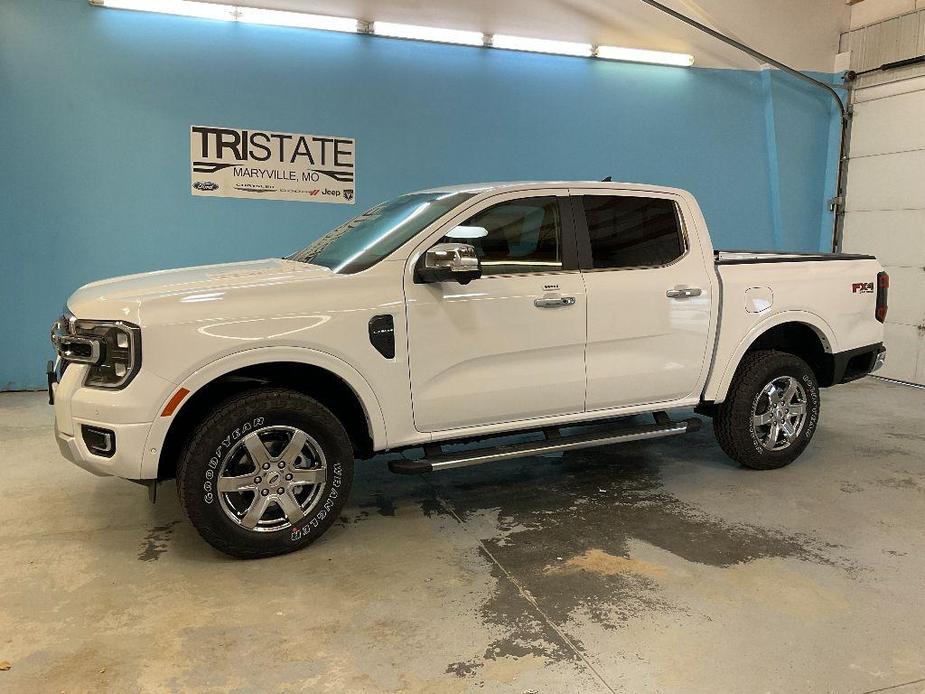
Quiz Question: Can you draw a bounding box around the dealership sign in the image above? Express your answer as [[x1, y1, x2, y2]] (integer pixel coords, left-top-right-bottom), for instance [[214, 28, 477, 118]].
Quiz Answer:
[[190, 125, 355, 204]]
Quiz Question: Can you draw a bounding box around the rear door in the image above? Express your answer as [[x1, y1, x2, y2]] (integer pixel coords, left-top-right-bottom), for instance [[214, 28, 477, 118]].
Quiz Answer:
[[570, 189, 713, 410]]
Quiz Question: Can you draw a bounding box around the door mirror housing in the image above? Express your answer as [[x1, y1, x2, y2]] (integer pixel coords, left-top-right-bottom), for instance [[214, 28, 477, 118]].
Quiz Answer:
[[417, 242, 482, 284]]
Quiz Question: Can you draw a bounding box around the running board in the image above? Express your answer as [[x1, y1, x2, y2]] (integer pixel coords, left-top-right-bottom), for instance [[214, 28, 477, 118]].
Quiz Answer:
[[388, 416, 702, 474]]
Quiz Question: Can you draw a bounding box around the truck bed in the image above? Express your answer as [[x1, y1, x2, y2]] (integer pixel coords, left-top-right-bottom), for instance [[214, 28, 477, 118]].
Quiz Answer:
[[703, 250, 884, 402]]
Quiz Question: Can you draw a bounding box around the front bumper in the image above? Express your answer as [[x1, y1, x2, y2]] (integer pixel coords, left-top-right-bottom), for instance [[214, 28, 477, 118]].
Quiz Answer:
[[53, 418, 155, 478], [48, 359, 175, 480]]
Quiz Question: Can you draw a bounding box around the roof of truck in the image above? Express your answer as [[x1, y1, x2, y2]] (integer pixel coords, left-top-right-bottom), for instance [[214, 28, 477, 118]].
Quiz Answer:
[[417, 181, 690, 196]]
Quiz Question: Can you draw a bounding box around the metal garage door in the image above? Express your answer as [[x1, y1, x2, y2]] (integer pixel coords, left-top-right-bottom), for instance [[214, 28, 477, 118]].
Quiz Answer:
[[842, 75, 925, 384]]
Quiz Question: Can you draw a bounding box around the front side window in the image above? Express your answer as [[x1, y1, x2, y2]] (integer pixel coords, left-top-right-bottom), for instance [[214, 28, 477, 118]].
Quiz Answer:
[[290, 191, 474, 273], [446, 197, 563, 275], [582, 195, 684, 269]]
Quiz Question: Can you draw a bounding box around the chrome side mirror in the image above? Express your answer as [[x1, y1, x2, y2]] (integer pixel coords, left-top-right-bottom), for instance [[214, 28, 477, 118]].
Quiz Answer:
[[417, 242, 482, 284]]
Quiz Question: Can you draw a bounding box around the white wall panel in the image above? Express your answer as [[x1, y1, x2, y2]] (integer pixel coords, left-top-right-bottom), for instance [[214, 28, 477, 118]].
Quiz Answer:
[[853, 76, 925, 103], [844, 149, 925, 211], [850, 89, 925, 157], [842, 210, 925, 267], [883, 267, 925, 326], [881, 323, 921, 381], [845, 74, 925, 384]]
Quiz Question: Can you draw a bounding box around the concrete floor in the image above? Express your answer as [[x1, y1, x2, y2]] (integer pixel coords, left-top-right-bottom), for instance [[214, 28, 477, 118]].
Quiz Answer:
[[1, 379, 924, 693]]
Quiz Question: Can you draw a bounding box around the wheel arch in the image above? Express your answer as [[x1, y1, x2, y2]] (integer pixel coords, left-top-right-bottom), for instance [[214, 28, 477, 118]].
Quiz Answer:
[[141, 348, 387, 480], [704, 312, 838, 404]]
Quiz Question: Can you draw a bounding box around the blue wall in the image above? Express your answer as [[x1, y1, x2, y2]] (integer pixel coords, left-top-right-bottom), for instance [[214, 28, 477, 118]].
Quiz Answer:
[[0, 0, 842, 390]]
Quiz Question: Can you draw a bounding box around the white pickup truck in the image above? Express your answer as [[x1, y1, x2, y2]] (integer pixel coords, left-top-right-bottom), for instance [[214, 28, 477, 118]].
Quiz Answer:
[[49, 181, 888, 558]]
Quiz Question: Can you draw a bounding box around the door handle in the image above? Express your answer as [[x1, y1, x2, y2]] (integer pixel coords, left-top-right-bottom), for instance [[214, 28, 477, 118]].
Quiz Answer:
[[666, 287, 702, 299], [534, 296, 576, 308]]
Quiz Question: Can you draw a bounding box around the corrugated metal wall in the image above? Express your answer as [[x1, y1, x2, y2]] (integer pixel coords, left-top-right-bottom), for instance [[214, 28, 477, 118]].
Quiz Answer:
[[840, 8, 925, 87]]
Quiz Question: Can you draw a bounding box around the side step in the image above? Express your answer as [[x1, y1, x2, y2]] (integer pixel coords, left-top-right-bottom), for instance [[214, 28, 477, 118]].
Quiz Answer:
[[388, 415, 702, 475]]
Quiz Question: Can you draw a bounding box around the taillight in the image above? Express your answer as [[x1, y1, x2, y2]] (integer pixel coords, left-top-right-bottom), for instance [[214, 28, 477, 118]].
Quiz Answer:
[[876, 271, 889, 323]]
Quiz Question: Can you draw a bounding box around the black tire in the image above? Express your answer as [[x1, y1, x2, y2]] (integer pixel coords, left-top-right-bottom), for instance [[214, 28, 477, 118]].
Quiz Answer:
[[713, 350, 820, 470], [176, 387, 354, 559]]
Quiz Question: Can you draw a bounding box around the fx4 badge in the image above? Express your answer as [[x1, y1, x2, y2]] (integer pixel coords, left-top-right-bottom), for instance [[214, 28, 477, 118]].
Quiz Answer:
[[852, 282, 874, 294]]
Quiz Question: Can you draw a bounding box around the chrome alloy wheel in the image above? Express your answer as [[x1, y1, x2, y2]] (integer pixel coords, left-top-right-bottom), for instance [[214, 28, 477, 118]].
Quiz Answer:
[[217, 426, 327, 532], [751, 376, 808, 451]]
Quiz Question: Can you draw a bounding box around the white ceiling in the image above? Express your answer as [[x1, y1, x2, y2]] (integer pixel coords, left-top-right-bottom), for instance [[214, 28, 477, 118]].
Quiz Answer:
[[203, 0, 851, 71]]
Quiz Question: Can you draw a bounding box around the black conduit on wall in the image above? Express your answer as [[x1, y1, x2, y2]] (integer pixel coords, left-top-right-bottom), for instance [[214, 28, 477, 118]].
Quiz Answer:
[[637, 0, 849, 251]]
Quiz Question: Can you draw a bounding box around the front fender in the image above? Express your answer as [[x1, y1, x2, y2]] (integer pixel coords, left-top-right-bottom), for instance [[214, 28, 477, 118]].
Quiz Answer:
[[703, 310, 838, 403], [139, 346, 388, 479]]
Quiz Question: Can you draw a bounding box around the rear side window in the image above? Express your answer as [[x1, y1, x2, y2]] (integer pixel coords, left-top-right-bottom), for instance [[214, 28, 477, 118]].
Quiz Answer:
[[581, 196, 685, 269]]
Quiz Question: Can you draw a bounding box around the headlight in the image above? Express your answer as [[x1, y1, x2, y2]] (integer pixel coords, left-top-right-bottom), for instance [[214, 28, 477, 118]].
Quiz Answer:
[[51, 311, 142, 389]]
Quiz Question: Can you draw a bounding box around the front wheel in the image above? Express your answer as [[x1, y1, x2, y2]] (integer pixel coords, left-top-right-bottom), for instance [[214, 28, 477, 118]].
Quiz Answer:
[[176, 388, 354, 559], [713, 350, 820, 470]]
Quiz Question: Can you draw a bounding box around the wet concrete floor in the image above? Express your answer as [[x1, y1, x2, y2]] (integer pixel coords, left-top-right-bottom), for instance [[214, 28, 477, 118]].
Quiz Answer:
[[1, 378, 924, 692]]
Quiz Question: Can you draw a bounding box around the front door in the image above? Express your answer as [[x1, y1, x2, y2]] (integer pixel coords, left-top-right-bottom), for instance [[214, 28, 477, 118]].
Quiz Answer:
[[404, 192, 587, 433]]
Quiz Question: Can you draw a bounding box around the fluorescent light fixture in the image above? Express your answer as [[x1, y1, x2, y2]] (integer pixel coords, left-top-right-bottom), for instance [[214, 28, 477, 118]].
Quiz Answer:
[[93, 1, 358, 31], [237, 7, 359, 32], [92, 2, 695, 67], [93, 0, 237, 21], [373, 21, 484, 46], [492, 34, 593, 57], [596, 45, 694, 67]]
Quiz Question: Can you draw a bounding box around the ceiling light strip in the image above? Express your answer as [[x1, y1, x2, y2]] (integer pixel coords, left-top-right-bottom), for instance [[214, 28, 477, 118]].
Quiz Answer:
[[94, 0, 237, 21], [238, 7, 359, 32], [92, 0, 360, 31], [90, 1, 694, 66], [372, 21, 483, 46], [596, 45, 694, 66], [492, 34, 593, 57]]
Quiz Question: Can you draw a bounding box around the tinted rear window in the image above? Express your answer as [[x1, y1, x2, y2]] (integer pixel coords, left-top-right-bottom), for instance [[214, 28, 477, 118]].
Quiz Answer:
[[582, 196, 684, 269]]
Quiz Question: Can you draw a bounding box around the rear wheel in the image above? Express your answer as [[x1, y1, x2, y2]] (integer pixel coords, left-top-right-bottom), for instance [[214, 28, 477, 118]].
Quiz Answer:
[[714, 350, 820, 470], [176, 388, 353, 558]]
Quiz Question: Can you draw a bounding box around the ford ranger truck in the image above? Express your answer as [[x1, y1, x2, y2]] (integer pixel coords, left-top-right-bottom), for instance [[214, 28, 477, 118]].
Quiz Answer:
[[48, 182, 888, 558]]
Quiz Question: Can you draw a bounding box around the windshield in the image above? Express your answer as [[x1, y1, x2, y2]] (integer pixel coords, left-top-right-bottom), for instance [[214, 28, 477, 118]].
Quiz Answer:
[[289, 191, 474, 273]]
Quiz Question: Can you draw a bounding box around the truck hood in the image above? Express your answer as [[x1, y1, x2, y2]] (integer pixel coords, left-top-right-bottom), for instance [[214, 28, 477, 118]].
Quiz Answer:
[[67, 258, 333, 321]]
